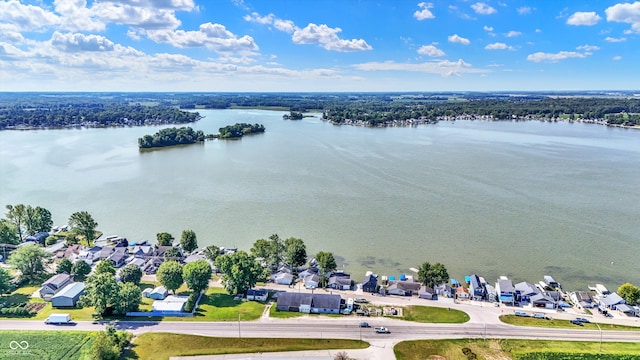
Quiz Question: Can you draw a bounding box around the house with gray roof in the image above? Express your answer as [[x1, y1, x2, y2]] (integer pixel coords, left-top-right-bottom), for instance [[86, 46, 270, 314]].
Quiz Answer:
[[328, 275, 351, 290], [273, 272, 294, 286], [531, 293, 556, 308], [599, 292, 626, 310], [570, 291, 594, 309], [515, 282, 539, 303], [275, 292, 341, 314], [419, 286, 435, 300], [39, 273, 73, 299], [496, 278, 515, 305], [361, 274, 377, 293], [469, 274, 486, 301], [387, 279, 421, 296], [51, 282, 85, 307]]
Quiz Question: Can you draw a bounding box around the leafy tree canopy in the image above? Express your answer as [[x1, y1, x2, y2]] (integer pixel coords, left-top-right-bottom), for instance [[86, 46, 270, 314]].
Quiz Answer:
[[157, 260, 183, 293], [68, 211, 98, 244], [618, 283, 640, 305], [180, 229, 198, 254], [119, 264, 142, 285], [216, 251, 262, 295], [7, 243, 48, 280], [156, 232, 174, 246], [183, 259, 213, 293]]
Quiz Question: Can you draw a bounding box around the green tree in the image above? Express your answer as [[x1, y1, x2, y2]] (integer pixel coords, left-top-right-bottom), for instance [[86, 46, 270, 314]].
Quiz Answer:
[[164, 247, 182, 260], [157, 260, 183, 293], [95, 259, 116, 275], [81, 273, 118, 316], [0, 267, 12, 294], [250, 234, 284, 271], [0, 219, 20, 245], [204, 245, 220, 264], [71, 260, 92, 281], [215, 251, 262, 295], [56, 258, 73, 274], [417, 261, 449, 288], [315, 251, 337, 275], [156, 232, 174, 246], [89, 331, 120, 360], [183, 259, 212, 293], [68, 211, 98, 244], [24, 205, 53, 235], [180, 229, 198, 253], [113, 282, 142, 315], [285, 237, 307, 268], [118, 264, 142, 285], [618, 283, 640, 305], [250, 238, 271, 259], [7, 243, 48, 280], [5, 204, 27, 240]]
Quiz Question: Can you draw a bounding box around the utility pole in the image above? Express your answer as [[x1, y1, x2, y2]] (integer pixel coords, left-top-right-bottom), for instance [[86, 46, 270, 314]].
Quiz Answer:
[[238, 313, 241, 339]]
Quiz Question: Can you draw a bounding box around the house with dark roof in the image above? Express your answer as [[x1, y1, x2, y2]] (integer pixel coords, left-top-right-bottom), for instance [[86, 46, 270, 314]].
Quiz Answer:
[[544, 275, 559, 289], [361, 274, 377, 293], [387, 279, 421, 296], [303, 274, 320, 289], [435, 284, 455, 298], [570, 291, 594, 309], [496, 278, 515, 305], [24, 232, 49, 244], [419, 286, 435, 300], [275, 292, 341, 314], [328, 275, 351, 290], [39, 273, 73, 298], [246, 288, 268, 302], [515, 282, 539, 303], [108, 251, 127, 267], [469, 274, 486, 301], [531, 293, 556, 308]]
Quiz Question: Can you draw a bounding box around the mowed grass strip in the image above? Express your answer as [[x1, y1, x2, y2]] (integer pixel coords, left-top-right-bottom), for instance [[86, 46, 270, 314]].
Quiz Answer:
[[394, 339, 640, 360], [402, 305, 470, 323], [500, 315, 640, 331], [127, 333, 369, 360], [0, 330, 95, 360]]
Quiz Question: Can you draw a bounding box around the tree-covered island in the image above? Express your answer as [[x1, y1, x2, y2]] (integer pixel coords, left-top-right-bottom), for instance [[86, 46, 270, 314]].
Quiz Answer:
[[215, 123, 266, 139], [138, 127, 211, 149]]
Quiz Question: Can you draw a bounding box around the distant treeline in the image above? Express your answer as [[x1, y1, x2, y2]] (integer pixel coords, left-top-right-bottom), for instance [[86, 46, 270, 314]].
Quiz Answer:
[[138, 127, 207, 149], [216, 123, 265, 139], [1, 92, 639, 130]]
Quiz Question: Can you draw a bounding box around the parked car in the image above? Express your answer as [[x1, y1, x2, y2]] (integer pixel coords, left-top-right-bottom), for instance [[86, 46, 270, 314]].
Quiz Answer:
[[570, 319, 584, 326], [354, 298, 368, 303], [575, 317, 590, 323], [375, 327, 390, 334], [605, 312, 614, 318], [359, 322, 370, 328], [514, 311, 529, 317], [533, 313, 551, 319]]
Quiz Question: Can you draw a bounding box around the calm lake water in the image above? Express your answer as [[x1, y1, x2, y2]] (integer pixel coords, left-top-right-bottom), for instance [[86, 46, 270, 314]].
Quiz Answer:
[[1, 109, 638, 290]]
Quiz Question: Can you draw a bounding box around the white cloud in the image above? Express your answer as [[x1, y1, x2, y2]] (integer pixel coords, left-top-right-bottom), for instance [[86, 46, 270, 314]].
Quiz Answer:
[[613, 55, 622, 60], [0, 0, 60, 32], [50, 31, 115, 52], [566, 11, 602, 26], [505, 31, 522, 37], [414, 2, 435, 20], [144, 23, 259, 54], [517, 6, 533, 15], [527, 51, 588, 62], [471, 2, 496, 15], [417, 44, 445, 57], [485, 42, 513, 50], [605, 36, 627, 42], [292, 23, 372, 52], [448, 34, 470, 45], [576, 44, 599, 51], [91, 2, 182, 30], [352, 59, 488, 77], [274, 19, 296, 33], [243, 12, 274, 25], [483, 25, 493, 32], [605, 2, 640, 33]]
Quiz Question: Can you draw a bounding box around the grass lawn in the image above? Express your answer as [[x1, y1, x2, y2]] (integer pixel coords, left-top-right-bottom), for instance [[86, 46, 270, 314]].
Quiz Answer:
[[186, 287, 265, 321], [127, 333, 369, 360], [394, 339, 640, 360], [0, 330, 95, 360], [500, 315, 640, 331], [402, 305, 470, 323]]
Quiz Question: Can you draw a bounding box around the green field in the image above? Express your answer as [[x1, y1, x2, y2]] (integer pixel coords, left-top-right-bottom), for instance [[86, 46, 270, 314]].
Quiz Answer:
[[500, 315, 640, 331], [127, 333, 369, 360], [394, 339, 640, 360], [0, 330, 94, 360], [402, 305, 470, 323]]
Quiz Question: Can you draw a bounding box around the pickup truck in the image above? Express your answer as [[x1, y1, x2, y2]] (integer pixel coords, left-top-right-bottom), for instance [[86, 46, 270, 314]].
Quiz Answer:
[[375, 327, 390, 334]]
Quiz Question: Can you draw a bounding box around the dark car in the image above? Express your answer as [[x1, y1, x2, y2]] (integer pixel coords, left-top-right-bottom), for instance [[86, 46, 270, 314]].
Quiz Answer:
[[570, 319, 584, 326], [575, 317, 590, 323], [359, 322, 370, 328]]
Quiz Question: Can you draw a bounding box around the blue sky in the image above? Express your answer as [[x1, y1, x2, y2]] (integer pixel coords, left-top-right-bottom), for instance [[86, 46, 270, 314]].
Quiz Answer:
[[1, 0, 639, 92]]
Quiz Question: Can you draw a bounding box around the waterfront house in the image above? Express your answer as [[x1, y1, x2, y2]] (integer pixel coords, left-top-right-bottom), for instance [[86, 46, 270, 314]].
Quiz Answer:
[[328, 275, 351, 290], [615, 304, 637, 316], [24, 232, 49, 244], [599, 292, 626, 310], [362, 273, 378, 293], [496, 278, 515, 305], [570, 291, 594, 309], [275, 292, 341, 314], [51, 282, 85, 307], [63, 244, 85, 262], [131, 245, 153, 258], [515, 282, 539, 303], [469, 274, 486, 301], [435, 284, 455, 298], [108, 251, 127, 267], [531, 293, 556, 308], [485, 284, 497, 303], [298, 267, 319, 280], [455, 286, 470, 300], [387, 279, 421, 296], [303, 274, 320, 289], [246, 288, 269, 302], [39, 273, 73, 299], [273, 272, 294, 286], [418, 286, 435, 300]]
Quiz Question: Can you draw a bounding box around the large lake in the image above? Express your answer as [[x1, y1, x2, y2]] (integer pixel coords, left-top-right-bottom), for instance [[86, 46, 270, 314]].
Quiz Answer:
[[1, 109, 638, 290]]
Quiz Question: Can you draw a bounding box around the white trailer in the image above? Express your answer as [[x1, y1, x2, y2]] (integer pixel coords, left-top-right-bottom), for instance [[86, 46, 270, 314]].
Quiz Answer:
[[44, 313, 71, 324]]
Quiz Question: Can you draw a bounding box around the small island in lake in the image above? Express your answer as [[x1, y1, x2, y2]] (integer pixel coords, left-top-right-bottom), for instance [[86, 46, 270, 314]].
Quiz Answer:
[[215, 123, 265, 139], [138, 127, 212, 149]]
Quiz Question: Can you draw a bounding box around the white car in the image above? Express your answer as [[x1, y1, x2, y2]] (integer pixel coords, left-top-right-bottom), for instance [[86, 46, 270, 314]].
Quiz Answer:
[[375, 327, 390, 334]]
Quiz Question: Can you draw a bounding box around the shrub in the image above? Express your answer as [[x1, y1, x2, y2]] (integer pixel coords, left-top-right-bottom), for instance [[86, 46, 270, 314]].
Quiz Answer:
[[183, 292, 200, 313]]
